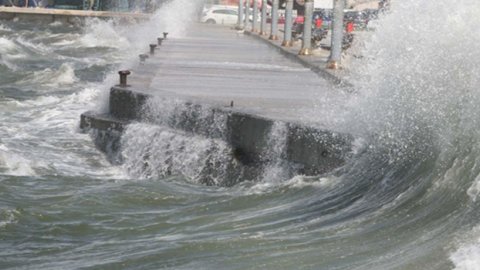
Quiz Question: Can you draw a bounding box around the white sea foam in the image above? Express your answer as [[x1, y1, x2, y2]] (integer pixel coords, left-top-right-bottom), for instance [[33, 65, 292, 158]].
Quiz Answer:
[[0, 209, 20, 229], [0, 12, 135, 180], [0, 24, 10, 31], [49, 21, 64, 27], [245, 174, 340, 194], [66, 86, 102, 108], [0, 37, 17, 53], [451, 243, 480, 270], [0, 149, 36, 176], [51, 39, 77, 46], [26, 63, 78, 87], [0, 82, 124, 178], [16, 36, 52, 54], [451, 225, 480, 270], [0, 37, 22, 69]]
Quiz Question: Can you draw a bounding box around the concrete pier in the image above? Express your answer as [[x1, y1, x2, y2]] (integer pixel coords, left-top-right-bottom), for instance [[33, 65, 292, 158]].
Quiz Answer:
[[80, 24, 354, 184]]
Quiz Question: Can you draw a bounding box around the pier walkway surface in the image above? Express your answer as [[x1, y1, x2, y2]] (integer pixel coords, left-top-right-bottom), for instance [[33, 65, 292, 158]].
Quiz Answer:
[[126, 23, 344, 124], [243, 24, 350, 85]]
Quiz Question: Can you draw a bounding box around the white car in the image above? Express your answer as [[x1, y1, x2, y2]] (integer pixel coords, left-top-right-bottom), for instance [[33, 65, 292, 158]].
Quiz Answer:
[[201, 7, 239, 25]]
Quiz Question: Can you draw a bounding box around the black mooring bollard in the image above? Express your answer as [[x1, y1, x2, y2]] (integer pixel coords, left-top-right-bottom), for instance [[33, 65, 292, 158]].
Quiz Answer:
[[149, 44, 157, 55], [139, 54, 148, 63], [118, 70, 131, 87], [157, 37, 164, 46], [163, 32, 168, 39]]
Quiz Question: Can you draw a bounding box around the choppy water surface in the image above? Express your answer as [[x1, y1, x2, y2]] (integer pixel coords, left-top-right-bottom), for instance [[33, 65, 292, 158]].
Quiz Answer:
[[1, 0, 480, 269]]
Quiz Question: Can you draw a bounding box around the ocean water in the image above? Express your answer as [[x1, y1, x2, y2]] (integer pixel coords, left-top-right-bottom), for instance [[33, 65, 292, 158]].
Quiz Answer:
[[1, 0, 480, 269]]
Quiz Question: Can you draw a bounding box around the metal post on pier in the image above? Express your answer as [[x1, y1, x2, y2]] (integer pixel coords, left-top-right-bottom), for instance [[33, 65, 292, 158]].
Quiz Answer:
[[139, 54, 148, 64], [244, 0, 250, 30], [118, 70, 130, 87], [237, 0, 244, 30], [282, 0, 293, 47], [327, 0, 345, 69], [269, 0, 279, 40], [299, 0, 313, 55], [149, 44, 157, 55], [252, 0, 259, 32], [260, 0, 268, 35]]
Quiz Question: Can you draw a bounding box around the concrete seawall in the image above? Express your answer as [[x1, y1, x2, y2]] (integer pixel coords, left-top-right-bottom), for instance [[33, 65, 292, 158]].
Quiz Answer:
[[80, 24, 355, 185]]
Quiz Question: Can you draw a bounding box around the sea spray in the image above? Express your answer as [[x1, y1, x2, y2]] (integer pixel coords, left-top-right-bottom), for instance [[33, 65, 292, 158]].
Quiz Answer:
[[149, 0, 203, 38], [141, 97, 229, 140], [338, 0, 480, 267], [345, 0, 480, 144], [261, 121, 291, 182], [106, 0, 204, 55], [79, 19, 130, 49], [120, 96, 239, 185], [120, 123, 239, 185]]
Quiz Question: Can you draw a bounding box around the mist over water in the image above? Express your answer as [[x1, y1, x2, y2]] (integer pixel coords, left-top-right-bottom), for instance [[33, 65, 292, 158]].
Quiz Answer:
[[1, 0, 480, 269]]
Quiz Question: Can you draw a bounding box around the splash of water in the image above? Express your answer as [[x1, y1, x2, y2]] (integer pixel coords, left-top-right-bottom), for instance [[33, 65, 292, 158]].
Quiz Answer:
[[107, 0, 204, 55], [342, 0, 480, 160], [261, 121, 290, 182], [120, 123, 237, 186], [79, 19, 130, 49], [342, 0, 480, 267], [149, 0, 203, 38]]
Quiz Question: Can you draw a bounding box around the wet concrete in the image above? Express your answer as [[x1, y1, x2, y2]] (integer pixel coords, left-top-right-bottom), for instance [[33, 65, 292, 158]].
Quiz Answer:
[[124, 24, 346, 123], [80, 23, 354, 182]]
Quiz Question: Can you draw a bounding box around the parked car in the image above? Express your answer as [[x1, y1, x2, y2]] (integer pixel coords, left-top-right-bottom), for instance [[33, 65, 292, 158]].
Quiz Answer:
[[200, 7, 238, 25], [344, 10, 369, 30]]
